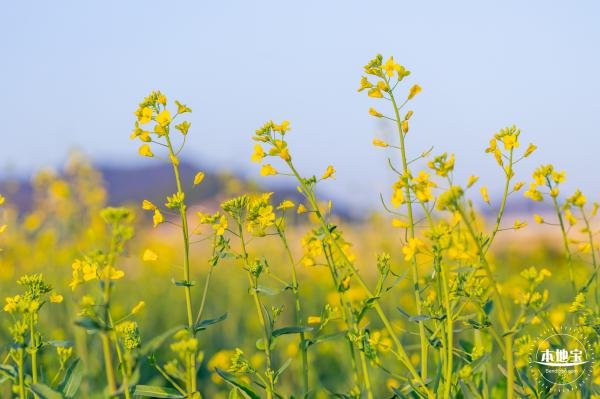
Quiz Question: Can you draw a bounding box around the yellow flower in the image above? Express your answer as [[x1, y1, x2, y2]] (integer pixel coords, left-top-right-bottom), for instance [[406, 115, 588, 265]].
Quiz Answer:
[[513, 219, 527, 230], [383, 56, 398, 77], [407, 84, 422, 100], [193, 171, 205, 185], [279, 147, 291, 161], [137, 107, 153, 124], [297, 204, 307, 214], [142, 200, 156, 210], [142, 249, 158, 262], [321, 165, 335, 180], [251, 144, 266, 163], [102, 266, 125, 280], [357, 76, 373, 92], [480, 186, 490, 204], [401, 120, 409, 133], [368, 88, 383, 98], [131, 301, 145, 315], [138, 144, 153, 157], [373, 139, 388, 147], [501, 134, 518, 150], [565, 209, 577, 226], [277, 200, 295, 210], [568, 189, 586, 207], [0, 194, 5, 205], [391, 188, 404, 208], [533, 214, 544, 224], [50, 293, 63, 304], [551, 170, 566, 184], [153, 209, 164, 227], [273, 120, 291, 133], [307, 316, 321, 325], [512, 181, 525, 192], [175, 100, 192, 114], [402, 238, 425, 261], [369, 108, 383, 119], [260, 164, 277, 176], [158, 94, 167, 105], [467, 175, 479, 188], [214, 215, 228, 236], [524, 143, 537, 157], [82, 262, 98, 282], [392, 218, 409, 228], [524, 184, 543, 201], [156, 109, 171, 127]]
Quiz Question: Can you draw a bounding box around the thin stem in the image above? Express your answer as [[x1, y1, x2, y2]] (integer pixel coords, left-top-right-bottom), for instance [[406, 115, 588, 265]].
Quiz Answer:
[[547, 178, 575, 294], [388, 81, 429, 381], [17, 348, 25, 399], [239, 224, 274, 399], [164, 134, 197, 395], [277, 226, 309, 395]]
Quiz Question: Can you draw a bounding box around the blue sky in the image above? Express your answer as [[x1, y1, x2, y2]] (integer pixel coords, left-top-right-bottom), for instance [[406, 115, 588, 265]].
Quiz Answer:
[[2, 1, 599, 207]]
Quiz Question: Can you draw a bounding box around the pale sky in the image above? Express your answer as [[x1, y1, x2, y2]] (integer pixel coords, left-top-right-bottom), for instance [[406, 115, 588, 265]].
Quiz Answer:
[[2, 1, 599, 207]]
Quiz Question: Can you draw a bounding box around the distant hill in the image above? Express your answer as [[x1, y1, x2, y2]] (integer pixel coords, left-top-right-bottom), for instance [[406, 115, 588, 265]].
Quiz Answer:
[[0, 160, 360, 220]]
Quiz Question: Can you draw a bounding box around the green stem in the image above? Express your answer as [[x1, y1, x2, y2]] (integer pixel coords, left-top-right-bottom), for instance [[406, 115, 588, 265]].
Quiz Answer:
[[17, 348, 25, 399], [548, 178, 575, 295], [277, 227, 309, 395], [239, 225, 274, 399], [165, 134, 197, 395], [29, 316, 38, 393], [100, 333, 118, 396], [388, 84, 429, 382]]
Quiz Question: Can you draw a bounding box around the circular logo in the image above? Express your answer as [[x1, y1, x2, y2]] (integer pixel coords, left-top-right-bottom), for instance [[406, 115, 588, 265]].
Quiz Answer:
[[529, 326, 594, 393]]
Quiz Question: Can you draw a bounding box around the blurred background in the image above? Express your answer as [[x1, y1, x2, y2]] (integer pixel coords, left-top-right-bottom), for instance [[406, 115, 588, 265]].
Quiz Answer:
[[1, 1, 599, 211]]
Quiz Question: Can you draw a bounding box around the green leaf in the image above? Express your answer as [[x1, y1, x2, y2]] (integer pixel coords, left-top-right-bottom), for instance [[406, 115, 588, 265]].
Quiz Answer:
[[171, 279, 195, 287], [408, 314, 431, 323], [274, 358, 292, 381], [74, 316, 102, 332], [255, 285, 279, 296], [47, 340, 73, 348], [272, 326, 313, 338], [0, 364, 17, 379], [58, 358, 83, 398], [194, 312, 228, 333], [140, 325, 184, 357], [215, 368, 261, 399], [132, 385, 185, 398], [29, 383, 64, 399]]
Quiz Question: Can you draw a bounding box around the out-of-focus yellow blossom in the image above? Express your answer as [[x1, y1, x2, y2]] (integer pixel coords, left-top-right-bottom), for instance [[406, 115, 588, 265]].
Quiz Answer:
[[568, 189, 587, 207], [175, 100, 192, 114], [131, 301, 145, 315], [142, 200, 156, 210], [321, 165, 335, 180], [401, 120, 409, 133], [524, 143, 537, 157], [407, 84, 422, 100], [153, 209, 164, 227], [357, 76, 373, 92], [512, 181, 525, 192], [307, 316, 321, 325], [402, 238, 426, 261], [49, 293, 63, 303], [513, 219, 527, 230], [373, 138, 388, 147], [260, 164, 277, 176], [533, 214, 544, 224], [297, 204, 307, 214], [193, 171, 205, 186], [565, 209, 577, 226], [138, 144, 153, 157], [480, 186, 490, 204], [467, 175, 479, 188], [277, 200, 295, 210], [136, 107, 153, 125], [143, 249, 158, 262], [156, 109, 171, 127], [524, 183, 543, 201], [369, 108, 383, 118], [392, 218, 409, 228], [251, 144, 266, 163]]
